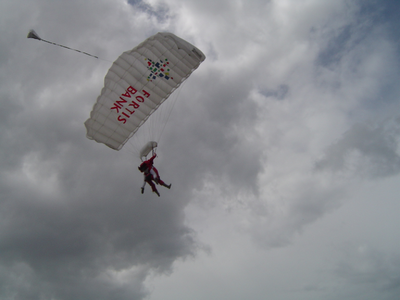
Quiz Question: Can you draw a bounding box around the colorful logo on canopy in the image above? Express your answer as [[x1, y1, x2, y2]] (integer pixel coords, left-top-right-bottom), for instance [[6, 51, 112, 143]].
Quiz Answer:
[[145, 58, 173, 82]]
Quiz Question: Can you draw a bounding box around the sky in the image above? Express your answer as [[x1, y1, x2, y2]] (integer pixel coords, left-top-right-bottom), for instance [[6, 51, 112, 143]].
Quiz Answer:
[[1, 0, 400, 299]]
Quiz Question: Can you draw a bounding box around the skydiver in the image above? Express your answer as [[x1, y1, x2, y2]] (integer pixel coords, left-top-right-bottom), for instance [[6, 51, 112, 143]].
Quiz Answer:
[[138, 153, 171, 196]]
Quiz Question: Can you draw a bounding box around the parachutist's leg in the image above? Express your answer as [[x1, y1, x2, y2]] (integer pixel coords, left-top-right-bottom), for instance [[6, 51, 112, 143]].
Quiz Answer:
[[160, 182, 171, 189], [157, 178, 171, 189], [147, 180, 156, 191], [151, 169, 159, 184], [141, 180, 146, 194], [152, 167, 160, 179], [146, 179, 160, 196], [161, 182, 171, 189]]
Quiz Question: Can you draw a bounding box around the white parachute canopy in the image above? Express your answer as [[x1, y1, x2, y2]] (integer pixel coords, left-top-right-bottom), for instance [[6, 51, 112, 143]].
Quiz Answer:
[[85, 32, 206, 151]]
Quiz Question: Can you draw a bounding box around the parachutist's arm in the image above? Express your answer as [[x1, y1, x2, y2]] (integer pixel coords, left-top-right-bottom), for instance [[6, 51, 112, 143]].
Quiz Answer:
[[148, 154, 157, 164]]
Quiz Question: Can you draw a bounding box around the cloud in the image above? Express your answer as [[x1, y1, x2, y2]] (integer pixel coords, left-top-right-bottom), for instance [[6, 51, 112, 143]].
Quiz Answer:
[[1, 0, 400, 299], [333, 244, 400, 299], [316, 120, 400, 178], [0, 0, 206, 299]]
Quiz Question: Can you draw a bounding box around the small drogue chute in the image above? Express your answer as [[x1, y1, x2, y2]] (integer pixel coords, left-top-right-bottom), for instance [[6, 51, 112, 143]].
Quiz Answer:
[[140, 141, 158, 160], [84, 32, 206, 154]]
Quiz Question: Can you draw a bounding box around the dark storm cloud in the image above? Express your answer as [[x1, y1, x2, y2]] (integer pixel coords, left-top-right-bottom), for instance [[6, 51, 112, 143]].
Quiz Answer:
[[0, 149, 201, 300], [0, 1, 207, 299]]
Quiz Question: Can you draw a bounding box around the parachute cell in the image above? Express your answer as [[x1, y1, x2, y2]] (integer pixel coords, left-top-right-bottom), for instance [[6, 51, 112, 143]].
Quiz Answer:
[[85, 32, 206, 150]]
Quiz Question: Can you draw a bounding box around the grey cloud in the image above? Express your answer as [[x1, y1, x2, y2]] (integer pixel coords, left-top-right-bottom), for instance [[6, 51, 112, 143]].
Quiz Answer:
[[249, 180, 345, 249], [2, 0, 400, 299], [315, 121, 400, 178], [316, 24, 353, 68], [314, 1, 381, 69], [160, 68, 264, 196], [333, 245, 400, 299], [127, 0, 170, 23], [259, 84, 290, 100], [0, 170, 199, 300], [0, 1, 205, 299]]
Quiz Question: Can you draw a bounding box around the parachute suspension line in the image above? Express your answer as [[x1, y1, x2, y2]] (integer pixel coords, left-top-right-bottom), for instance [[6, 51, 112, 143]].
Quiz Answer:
[[153, 46, 196, 146], [38, 37, 99, 59], [133, 80, 185, 158], [127, 52, 189, 157], [134, 46, 192, 152], [27, 30, 111, 62], [156, 79, 187, 145]]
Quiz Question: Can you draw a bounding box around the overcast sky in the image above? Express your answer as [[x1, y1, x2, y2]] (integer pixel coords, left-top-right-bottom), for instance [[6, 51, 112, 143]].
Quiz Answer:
[[1, 0, 400, 299]]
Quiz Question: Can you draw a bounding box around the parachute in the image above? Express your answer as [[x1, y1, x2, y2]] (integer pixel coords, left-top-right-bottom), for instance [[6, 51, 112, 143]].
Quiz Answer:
[[140, 141, 158, 159], [84, 32, 206, 153]]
